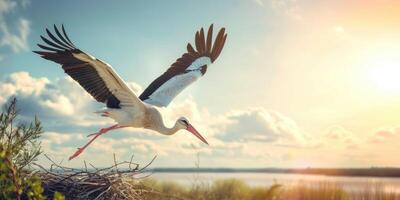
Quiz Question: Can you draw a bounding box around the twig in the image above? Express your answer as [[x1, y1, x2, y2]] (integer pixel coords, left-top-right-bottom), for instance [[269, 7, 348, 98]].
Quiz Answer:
[[89, 162, 99, 171], [113, 153, 119, 175], [139, 155, 157, 172], [129, 154, 134, 170], [84, 160, 88, 172]]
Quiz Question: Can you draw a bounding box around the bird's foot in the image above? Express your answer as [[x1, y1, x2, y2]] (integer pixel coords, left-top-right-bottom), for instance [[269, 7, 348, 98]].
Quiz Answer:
[[87, 132, 98, 137], [69, 147, 84, 160]]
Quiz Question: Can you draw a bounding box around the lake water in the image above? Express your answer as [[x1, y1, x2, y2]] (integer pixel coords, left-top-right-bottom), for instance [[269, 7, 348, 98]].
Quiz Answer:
[[149, 172, 400, 193]]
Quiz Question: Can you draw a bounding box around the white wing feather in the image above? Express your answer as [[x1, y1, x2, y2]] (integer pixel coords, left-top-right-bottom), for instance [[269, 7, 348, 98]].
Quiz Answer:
[[144, 70, 203, 107]]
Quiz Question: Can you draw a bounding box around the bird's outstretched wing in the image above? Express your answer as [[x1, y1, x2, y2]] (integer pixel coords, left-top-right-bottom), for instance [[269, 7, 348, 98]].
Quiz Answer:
[[33, 25, 143, 109], [139, 24, 227, 107]]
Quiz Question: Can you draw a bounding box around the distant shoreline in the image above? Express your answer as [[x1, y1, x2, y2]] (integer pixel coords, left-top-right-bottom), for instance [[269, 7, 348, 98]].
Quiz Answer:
[[150, 167, 400, 178]]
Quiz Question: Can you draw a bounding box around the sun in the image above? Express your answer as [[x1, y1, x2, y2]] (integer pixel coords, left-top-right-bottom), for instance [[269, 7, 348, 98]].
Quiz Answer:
[[368, 61, 400, 92], [365, 53, 400, 93]]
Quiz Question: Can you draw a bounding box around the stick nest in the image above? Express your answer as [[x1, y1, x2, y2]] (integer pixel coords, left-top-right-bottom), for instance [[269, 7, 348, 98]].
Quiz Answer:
[[32, 154, 164, 200]]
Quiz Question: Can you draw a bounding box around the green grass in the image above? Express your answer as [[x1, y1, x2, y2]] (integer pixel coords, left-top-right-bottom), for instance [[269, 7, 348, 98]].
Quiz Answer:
[[138, 178, 400, 200]]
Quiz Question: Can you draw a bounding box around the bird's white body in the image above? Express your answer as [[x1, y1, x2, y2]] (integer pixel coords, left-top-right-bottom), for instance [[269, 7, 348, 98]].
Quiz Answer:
[[97, 106, 144, 128], [98, 104, 169, 131]]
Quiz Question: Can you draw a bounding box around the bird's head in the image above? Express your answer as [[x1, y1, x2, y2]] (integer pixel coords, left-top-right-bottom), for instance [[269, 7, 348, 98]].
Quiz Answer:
[[177, 117, 209, 145]]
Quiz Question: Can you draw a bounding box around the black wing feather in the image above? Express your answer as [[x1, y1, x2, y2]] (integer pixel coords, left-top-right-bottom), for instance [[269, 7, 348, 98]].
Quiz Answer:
[[61, 24, 76, 48], [46, 28, 73, 50], [54, 24, 76, 49], [40, 35, 66, 50], [37, 43, 62, 52], [33, 25, 120, 108]]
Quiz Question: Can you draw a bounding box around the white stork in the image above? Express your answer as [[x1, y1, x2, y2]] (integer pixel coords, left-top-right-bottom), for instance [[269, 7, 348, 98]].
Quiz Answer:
[[34, 24, 227, 160]]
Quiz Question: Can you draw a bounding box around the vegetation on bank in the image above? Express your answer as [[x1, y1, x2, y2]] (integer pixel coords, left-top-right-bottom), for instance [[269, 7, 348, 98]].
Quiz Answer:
[[152, 167, 400, 178], [139, 178, 400, 200]]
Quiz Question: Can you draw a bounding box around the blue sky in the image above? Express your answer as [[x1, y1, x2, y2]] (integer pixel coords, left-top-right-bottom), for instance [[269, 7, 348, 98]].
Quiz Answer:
[[2, 0, 400, 168], [2, 0, 278, 113]]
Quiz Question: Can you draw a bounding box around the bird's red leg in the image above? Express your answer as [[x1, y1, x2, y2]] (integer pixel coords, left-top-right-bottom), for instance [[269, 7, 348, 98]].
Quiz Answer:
[[68, 124, 127, 160], [87, 125, 127, 137]]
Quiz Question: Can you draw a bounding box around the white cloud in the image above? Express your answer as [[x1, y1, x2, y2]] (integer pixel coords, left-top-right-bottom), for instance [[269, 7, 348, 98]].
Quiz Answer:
[[0, 71, 49, 105], [20, 0, 30, 8], [0, 72, 107, 130], [271, 0, 303, 21], [43, 132, 83, 145], [1, 18, 30, 52], [216, 108, 307, 146], [40, 95, 75, 116], [323, 126, 360, 149], [369, 126, 400, 143], [253, 0, 264, 7], [0, 0, 31, 55], [0, 0, 16, 14], [0, 71, 328, 167], [249, 0, 303, 20]]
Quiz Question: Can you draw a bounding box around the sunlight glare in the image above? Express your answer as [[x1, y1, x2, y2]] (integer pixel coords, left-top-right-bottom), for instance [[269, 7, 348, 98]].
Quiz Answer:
[[366, 54, 400, 93]]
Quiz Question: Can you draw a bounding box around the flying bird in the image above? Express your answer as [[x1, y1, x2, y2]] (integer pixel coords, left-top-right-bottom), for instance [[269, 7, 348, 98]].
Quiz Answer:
[[33, 24, 227, 160]]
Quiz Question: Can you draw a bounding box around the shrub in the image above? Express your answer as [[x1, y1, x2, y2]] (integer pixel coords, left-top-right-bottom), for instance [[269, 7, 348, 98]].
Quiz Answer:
[[0, 98, 64, 200], [0, 98, 42, 172]]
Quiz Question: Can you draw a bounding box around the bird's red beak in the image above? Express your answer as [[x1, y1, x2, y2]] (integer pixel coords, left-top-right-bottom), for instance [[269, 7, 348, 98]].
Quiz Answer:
[[187, 124, 209, 145]]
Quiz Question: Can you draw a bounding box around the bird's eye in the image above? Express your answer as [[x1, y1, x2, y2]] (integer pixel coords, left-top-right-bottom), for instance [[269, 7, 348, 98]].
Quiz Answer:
[[181, 120, 189, 126]]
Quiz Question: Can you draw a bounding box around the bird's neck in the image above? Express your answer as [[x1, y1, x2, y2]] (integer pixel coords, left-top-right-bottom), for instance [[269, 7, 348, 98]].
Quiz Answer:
[[157, 121, 180, 135]]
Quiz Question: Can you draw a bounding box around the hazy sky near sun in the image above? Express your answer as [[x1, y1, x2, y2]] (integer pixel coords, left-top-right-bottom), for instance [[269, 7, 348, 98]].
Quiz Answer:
[[1, 0, 400, 168]]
